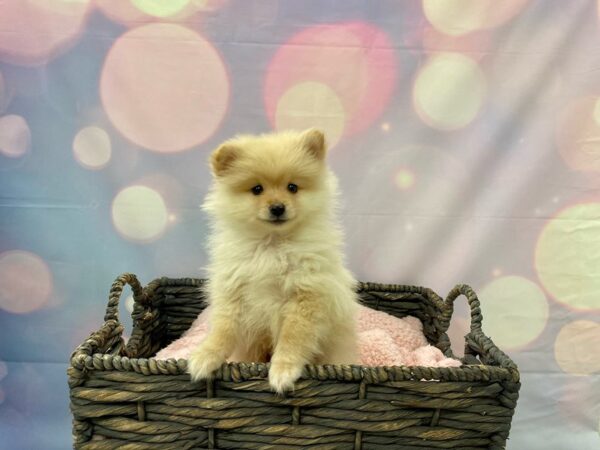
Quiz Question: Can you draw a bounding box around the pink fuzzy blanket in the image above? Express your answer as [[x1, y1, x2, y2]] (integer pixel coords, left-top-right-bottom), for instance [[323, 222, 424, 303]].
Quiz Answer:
[[156, 305, 461, 368]]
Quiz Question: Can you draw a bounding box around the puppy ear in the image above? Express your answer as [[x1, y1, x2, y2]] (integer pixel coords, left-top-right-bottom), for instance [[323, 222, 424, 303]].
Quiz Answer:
[[210, 143, 239, 176], [300, 128, 326, 160]]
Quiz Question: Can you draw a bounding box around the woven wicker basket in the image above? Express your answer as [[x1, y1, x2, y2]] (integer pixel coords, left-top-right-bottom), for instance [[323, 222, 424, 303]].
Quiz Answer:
[[68, 273, 520, 450]]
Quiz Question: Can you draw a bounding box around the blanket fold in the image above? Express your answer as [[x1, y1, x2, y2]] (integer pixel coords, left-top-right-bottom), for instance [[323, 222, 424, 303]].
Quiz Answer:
[[156, 305, 461, 368]]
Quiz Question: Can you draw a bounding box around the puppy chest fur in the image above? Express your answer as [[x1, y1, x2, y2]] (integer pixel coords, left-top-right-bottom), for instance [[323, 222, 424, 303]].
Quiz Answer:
[[212, 236, 330, 361]]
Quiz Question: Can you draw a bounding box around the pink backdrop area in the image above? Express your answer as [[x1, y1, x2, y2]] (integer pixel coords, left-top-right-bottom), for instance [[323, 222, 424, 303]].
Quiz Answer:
[[0, 1, 599, 448]]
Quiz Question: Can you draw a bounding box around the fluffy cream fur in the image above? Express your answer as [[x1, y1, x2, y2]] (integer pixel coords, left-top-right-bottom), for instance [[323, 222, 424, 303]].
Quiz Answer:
[[187, 129, 358, 393]]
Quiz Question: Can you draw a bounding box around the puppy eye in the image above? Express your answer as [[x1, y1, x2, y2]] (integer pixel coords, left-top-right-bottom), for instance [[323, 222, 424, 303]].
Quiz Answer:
[[287, 183, 298, 193], [251, 185, 263, 195]]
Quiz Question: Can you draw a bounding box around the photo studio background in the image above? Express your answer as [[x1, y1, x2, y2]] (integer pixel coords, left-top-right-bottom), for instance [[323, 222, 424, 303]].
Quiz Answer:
[[0, 1, 599, 448]]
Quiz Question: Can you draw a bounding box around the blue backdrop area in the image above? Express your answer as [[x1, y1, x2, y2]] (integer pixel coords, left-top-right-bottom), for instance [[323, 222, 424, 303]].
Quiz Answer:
[[1, 1, 599, 448]]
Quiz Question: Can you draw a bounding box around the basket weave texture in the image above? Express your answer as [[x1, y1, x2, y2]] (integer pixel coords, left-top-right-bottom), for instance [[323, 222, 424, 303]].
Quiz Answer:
[[68, 274, 520, 449]]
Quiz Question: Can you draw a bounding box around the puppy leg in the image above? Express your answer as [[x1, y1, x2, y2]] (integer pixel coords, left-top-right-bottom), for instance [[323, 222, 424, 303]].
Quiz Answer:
[[188, 304, 238, 382], [269, 293, 325, 394]]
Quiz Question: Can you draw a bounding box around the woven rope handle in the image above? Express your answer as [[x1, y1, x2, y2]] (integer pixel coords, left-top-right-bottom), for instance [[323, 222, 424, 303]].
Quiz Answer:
[[441, 284, 483, 334], [104, 273, 144, 323]]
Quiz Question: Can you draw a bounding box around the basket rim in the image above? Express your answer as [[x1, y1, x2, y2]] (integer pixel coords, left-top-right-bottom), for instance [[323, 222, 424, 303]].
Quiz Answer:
[[68, 275, 520, 388], [70, 350, 520, 384]]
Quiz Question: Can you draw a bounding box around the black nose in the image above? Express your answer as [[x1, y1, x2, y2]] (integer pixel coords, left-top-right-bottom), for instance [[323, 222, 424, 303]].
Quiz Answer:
[[269, 203, 286, 217]]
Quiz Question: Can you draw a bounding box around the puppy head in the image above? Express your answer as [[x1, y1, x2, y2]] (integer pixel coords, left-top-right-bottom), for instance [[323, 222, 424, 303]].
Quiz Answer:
[[205, 129, 333, 232]]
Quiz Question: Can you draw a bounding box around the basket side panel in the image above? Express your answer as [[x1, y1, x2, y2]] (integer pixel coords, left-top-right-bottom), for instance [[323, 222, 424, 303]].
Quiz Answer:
[[127, 279, 208, 358], [70, 371, 209, 449], [361, 379, 519, 449], [152, 281, 208, 348], [213, 378, 358, 449], [358, 287, 446, 345], [69, 369, 519, 449]]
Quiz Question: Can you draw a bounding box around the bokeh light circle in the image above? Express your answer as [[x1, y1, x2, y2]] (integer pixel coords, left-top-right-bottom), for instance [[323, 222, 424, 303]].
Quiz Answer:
[[0, 250, 53, 314], [423, 0, 529, 36], [95, 0, 223, 26], [593, 98, 600, 125], [413, 52, 486, 130], [394, 167, 416, 190], [0, 0, 91, 66], [112, 185, 168, 242], [131, 0, 190, 17], [479, 276, 548, 350], [275, 82, 345, 148], [135, 172, 186, 210], [265, 21, 397, 138], [73, 126, 111, 169], [536, 203, 600, 310], [554, 320, 600, 375], [94, 0, 151, 23], [556, 96, 600, 173], [101, 23, 229, 153], [0, 115, 31, 158]]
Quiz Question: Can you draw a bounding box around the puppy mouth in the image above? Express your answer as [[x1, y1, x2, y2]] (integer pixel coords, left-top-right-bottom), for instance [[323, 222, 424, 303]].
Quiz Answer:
[[262, 217, 289, 225], [269, 218, 288, 224]]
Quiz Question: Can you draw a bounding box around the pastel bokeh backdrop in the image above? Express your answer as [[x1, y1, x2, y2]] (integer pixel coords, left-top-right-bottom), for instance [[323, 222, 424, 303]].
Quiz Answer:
[[1, 0, 599, 448]]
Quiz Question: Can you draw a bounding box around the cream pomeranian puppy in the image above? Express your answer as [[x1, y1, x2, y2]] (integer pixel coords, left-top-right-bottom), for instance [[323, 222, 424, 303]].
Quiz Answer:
[[188, 128, 358, 393]]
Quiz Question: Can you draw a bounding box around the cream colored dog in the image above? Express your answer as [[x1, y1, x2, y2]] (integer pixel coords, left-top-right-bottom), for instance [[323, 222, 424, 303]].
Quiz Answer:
[[188, 128, 358, 393]]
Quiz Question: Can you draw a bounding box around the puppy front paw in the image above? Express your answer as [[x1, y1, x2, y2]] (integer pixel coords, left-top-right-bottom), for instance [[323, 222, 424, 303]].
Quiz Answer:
[[188, 347, 224, 382], [269, 361, 303, 394]]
